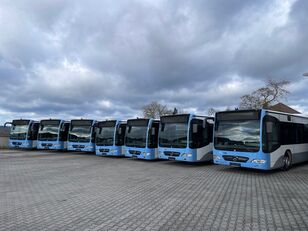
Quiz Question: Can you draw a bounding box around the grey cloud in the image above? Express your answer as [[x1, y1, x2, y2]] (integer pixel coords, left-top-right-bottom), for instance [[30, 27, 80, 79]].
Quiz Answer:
[[0, 0, 308, 124]]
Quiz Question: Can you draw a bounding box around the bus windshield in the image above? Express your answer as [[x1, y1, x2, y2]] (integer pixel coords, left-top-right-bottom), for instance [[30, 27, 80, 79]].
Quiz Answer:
[[10, 124, 29, 140], [214, 120, 260, 152], [96, 126, 115, 146], [69, 125, 92, 142], [125, 126, 147, 148], [38, 123, 60, 141], [159, 123, 188, 148]]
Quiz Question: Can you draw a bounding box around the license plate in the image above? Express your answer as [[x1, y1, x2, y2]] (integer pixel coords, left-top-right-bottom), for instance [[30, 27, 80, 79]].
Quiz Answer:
[[168, 157, 176, 160], [132, 155, 137, 158], [230, 162, 241, 167], [44, 147, 49, 149], [75, 149, 81, 151]]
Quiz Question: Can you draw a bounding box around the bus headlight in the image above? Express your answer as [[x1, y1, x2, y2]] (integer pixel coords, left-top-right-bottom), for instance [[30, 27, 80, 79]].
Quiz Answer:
[[213, 155, 221, 160], [251, 159, 266, 164]]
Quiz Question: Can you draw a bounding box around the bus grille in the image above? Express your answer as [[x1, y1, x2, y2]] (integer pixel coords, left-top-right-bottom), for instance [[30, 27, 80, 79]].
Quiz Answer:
[[129, 150, 141, 155], [164, 151, 180, 157], [223, 155, 249, 163], [12, 142, 22, 145], [99, 148, 110, 153]]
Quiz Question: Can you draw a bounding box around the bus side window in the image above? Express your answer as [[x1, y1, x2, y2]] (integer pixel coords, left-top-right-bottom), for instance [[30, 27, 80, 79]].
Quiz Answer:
[[190, 119, 207, 148], [91, 124, 97, 143], [305, 125, 308, 143], [148, 122, 159, 148], [60, 123, 69, 141], [207, 122, 214, 143], [116, 124, 126, 146], [262, 116, 280, 153], [28, 123, 39, 140]]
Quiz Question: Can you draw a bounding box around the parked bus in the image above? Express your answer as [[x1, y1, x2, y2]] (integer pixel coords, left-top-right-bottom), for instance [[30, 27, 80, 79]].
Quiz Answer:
[[67, 119, 97, 152], [125, 118, 159, 160], [213, 109, 308, 170], [95, 120, 126, 157], [158, 114, 214, 162], [5, 119, 39, 149], [37, 119, 70, 150]]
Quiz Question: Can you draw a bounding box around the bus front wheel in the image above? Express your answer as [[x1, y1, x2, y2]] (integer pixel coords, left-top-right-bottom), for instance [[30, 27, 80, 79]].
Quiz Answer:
[[281, 151, 292, 171]]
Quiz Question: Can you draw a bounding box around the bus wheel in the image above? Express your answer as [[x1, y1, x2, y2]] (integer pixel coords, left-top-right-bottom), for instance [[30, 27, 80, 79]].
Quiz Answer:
[[281, 151, 292, 171]]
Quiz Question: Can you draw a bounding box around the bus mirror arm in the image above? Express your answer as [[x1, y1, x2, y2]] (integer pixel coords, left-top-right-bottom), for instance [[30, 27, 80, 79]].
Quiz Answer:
[[4, 122, 12, 127]]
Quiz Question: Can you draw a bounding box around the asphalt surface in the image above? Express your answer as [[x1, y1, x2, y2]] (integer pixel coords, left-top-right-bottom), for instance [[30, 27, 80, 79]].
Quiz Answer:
[[0, 149, 307, 231]]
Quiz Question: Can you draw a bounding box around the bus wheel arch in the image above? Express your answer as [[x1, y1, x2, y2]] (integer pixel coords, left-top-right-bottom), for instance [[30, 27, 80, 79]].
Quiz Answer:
[[281, 150, 292, 171]]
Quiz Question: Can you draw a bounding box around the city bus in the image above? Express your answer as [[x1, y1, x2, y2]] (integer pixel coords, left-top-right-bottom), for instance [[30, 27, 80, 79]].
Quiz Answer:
[[67, 119, 97, 152], [95, 120, 126, 157], [37, 119, 70, 150], [125, 118, 159, 160], [213, 109, 308, 170], [5, 119, 39, 149], [158, 114, 214, 162]]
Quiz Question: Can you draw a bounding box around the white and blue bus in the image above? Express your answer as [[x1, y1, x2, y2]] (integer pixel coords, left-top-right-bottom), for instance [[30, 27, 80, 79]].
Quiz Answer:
[[213, 109, 308, 170], [95, 120, 126, 157], [67, 119, 97, 152], [37, 119, 70, 151], [5, 119, 39, 149], [158, 114, 214, 162], [125, 118, 159, 160]]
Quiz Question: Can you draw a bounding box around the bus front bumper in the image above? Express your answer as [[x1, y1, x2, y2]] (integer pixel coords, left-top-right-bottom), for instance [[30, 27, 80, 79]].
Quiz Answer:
[[213, 150, 270, 170]]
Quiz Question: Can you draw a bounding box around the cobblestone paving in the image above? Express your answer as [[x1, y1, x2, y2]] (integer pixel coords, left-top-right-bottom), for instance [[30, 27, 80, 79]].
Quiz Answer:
[[0, 149, 307, 231]]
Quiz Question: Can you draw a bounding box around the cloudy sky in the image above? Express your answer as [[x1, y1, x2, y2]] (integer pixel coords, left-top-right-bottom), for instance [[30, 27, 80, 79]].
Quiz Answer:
[[0, 0, 308, 124]]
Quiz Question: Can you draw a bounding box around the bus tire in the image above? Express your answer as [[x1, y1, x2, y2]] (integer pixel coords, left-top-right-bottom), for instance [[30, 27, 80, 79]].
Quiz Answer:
[[281, 151, 292, 171]]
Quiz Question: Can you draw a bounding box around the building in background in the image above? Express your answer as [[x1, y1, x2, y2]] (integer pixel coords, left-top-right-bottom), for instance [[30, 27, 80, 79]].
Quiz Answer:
[[0, 126, 10, 149]]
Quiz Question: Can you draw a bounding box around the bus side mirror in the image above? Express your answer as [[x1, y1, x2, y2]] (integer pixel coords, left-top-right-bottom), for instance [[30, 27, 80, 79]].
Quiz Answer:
[[161, 124, 165, 132], [128, 126, 132, 133], [151, 127, 156, 135], [193, 124, 198, 133], [266, 122, 273, 133], [4, 122, 12, 128]]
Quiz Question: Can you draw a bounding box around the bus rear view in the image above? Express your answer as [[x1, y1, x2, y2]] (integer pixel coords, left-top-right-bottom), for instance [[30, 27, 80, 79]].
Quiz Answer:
[[37, 119, 70, 151], [158, 114, 214, 162], [95, 120, 126, 157], [68, 119, 96, 152], [5, 119, 39, 149], [125, 118, 159, 160]]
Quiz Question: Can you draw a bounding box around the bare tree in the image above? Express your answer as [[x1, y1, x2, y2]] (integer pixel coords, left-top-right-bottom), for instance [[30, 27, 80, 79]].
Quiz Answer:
[[207, 108, 217, 116], [239, 79, 290, 109], [142, 101, 173, 119]]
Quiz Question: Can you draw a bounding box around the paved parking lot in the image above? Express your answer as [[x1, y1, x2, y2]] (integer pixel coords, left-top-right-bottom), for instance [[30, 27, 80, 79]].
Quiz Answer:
[[0, 149, 307, 231]]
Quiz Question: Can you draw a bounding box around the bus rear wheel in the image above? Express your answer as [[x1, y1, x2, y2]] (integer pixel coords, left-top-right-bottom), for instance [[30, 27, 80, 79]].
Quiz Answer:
[[281, 151, 292, 171]]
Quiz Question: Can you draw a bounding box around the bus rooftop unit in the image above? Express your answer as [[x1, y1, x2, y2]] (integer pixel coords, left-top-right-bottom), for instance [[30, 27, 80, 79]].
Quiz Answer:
[[37, 119, 70, 151], [67, 119, 97, 152], [5, 119, 39, 149], [125, 118, 159, 160], [95, 120, 126, 157], [213, 109, 308, 170], [158, 114, 214, 162]]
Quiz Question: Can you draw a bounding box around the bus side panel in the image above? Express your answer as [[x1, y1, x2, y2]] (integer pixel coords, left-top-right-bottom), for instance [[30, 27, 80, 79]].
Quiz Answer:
[[196, 144, 213, 161], [270, 144, 308, 169]]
